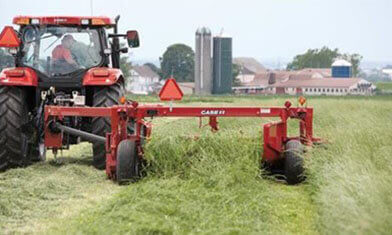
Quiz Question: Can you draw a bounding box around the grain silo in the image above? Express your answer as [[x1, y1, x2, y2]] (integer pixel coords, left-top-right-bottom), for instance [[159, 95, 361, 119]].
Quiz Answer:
[[332, 59, 352, 78], [212, 35, 232, 94], [195, 27, 213, 95]]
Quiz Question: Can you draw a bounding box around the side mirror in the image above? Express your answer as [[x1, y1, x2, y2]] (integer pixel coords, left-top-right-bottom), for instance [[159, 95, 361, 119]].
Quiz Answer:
[[0, 26, 20, 48], [126, 30, 140, 48]]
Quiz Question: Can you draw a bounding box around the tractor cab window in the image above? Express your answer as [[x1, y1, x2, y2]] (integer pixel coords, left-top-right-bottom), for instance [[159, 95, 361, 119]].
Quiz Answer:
[[21, 26, 102, 76]]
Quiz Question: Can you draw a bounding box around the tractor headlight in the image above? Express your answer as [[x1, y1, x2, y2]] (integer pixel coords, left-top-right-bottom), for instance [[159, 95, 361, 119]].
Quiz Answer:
[[8, 48, 18, 55], [81, 19, 90, 25], [31, 18, 40, 25]]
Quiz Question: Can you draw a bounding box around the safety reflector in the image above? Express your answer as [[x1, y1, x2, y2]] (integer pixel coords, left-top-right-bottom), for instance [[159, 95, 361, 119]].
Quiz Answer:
[[0, 26, 20, 48], [5, 69, 25, 77], [159, 78, 183, 101], [92, 18, 106, 25], [92, 69, 109, 77]]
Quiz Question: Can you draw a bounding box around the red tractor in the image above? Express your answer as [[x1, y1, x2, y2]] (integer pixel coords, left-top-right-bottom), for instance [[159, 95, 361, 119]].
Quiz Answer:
[[0, 15, 139, 170]]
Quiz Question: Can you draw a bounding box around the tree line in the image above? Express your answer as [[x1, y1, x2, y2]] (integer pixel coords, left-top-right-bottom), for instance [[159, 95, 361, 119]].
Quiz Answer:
[[286, 46, 362, 76]]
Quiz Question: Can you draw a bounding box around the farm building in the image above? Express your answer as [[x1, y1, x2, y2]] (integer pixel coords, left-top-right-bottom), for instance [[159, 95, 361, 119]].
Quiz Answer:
[[178, 82, 195, 95], [195, 27, 213, 95], [233, 57, 266, 74], [233, 70, 375, 96], [126, 65, 161, 95], [332, 59, 352, 78], [382, 68, 392, 80], [233, 57, 266, 83]]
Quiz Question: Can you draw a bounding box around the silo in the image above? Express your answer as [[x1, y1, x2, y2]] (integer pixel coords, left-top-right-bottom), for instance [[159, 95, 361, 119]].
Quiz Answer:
[[332, 59, 352, 78], [195, 27, 213, 95], [213, 35, 232, 94]]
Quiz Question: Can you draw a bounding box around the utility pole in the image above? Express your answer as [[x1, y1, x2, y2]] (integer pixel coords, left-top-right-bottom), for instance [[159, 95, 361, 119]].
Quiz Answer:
[[90, 0, 93, 16]]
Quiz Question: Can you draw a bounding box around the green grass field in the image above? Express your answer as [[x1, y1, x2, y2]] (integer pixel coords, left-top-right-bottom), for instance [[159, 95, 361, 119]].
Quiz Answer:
[[376, 82, 392, 93], [0, 95, 391, 234]]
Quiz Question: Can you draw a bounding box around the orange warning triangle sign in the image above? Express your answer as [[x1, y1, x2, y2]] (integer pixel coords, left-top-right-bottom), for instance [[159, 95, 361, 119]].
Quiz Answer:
[[0, 26, 20, 48], [159, 78, 184, 101]]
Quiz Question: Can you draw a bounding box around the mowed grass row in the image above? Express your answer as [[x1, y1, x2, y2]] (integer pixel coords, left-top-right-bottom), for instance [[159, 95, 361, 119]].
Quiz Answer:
[[0, 144, 121, 234], [1, 96, 391, 234]]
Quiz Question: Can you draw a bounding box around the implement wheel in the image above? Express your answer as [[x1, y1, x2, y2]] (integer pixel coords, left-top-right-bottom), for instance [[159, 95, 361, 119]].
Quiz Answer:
[[116, 139, 142, 184], [284, 140, 305, 185]]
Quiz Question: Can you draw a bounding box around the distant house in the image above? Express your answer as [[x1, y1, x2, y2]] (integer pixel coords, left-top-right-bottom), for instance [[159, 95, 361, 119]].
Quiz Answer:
[[126, 65, 161, 95], [382, 69, 392, 80], [233, 70, 375, 96], [233, 57, 266, 83], [178, 82, 195, 95]]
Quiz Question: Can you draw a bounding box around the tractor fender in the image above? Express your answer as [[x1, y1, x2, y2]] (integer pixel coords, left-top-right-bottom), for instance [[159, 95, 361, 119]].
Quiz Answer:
[[0, 67, 38, 86], [83, 68, 124, 86]]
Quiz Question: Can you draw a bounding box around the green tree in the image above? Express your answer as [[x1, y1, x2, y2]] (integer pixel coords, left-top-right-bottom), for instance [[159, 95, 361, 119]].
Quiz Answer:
[[232, 63, 241, 86], [341, 53, 363, 77], [287, 46, 362, 76], [120, 55, 132, 83], [287, 47, 339, 70], [160, 44, 194, 82]]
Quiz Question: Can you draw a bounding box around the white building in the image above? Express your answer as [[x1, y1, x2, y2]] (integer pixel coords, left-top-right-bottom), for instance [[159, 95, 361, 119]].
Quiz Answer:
[[126, 65, 161, 95], [382, 69, 392, 80], [233, 70, 376, 96]]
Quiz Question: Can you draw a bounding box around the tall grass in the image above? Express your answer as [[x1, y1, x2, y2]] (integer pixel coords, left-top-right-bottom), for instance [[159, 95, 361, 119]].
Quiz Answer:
[[0, 144, 120, 234], [375, 82, 392, 91], [49, 117, 318, 234], [305, 98, 392, 234]]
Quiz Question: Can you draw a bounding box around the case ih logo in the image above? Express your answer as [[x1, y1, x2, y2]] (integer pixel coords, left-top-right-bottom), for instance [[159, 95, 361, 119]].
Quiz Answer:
[[54, 18, 67, 23], [201, 110, 226, 115]]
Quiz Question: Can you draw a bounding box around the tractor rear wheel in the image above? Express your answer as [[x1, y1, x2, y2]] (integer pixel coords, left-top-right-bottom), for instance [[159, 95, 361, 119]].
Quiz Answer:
[[284, 140, 305, 185], [116, 139, 142, 184], [92, 82, 126, 169], [0, 87, 37, 170]]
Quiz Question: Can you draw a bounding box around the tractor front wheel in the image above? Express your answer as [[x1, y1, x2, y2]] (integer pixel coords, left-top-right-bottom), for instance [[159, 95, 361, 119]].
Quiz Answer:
[[284, 140, 305, 185], [92, 82, 125, 169]]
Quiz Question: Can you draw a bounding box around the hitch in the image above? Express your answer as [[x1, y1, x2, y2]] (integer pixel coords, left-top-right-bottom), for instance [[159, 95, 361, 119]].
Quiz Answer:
[[50, 122, 106, 144]]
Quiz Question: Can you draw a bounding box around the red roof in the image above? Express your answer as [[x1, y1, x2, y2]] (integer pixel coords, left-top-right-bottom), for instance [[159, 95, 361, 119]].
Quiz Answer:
[[242, 71, 367, 89], [244, 71, 315, 87], [13, 16, 114, 26], [298, 68, 331, 77], [274, 77, 362, 88], [132, 65, 160, 78]]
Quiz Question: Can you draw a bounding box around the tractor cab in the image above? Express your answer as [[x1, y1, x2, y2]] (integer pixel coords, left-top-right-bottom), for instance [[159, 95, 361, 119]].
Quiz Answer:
[[0, 16, 139, 87], [21, 25, 103, 76]]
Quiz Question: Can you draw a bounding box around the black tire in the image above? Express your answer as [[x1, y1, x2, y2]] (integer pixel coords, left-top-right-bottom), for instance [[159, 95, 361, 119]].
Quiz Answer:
[[116, 139, 142, 184], [92, 82, 125, 169], [0, 87, 37, 170], [284, 140, 305, 185]]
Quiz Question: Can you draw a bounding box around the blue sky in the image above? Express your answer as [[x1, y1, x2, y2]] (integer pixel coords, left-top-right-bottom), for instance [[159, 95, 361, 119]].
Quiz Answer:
[[0, 0, 391, 63]]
